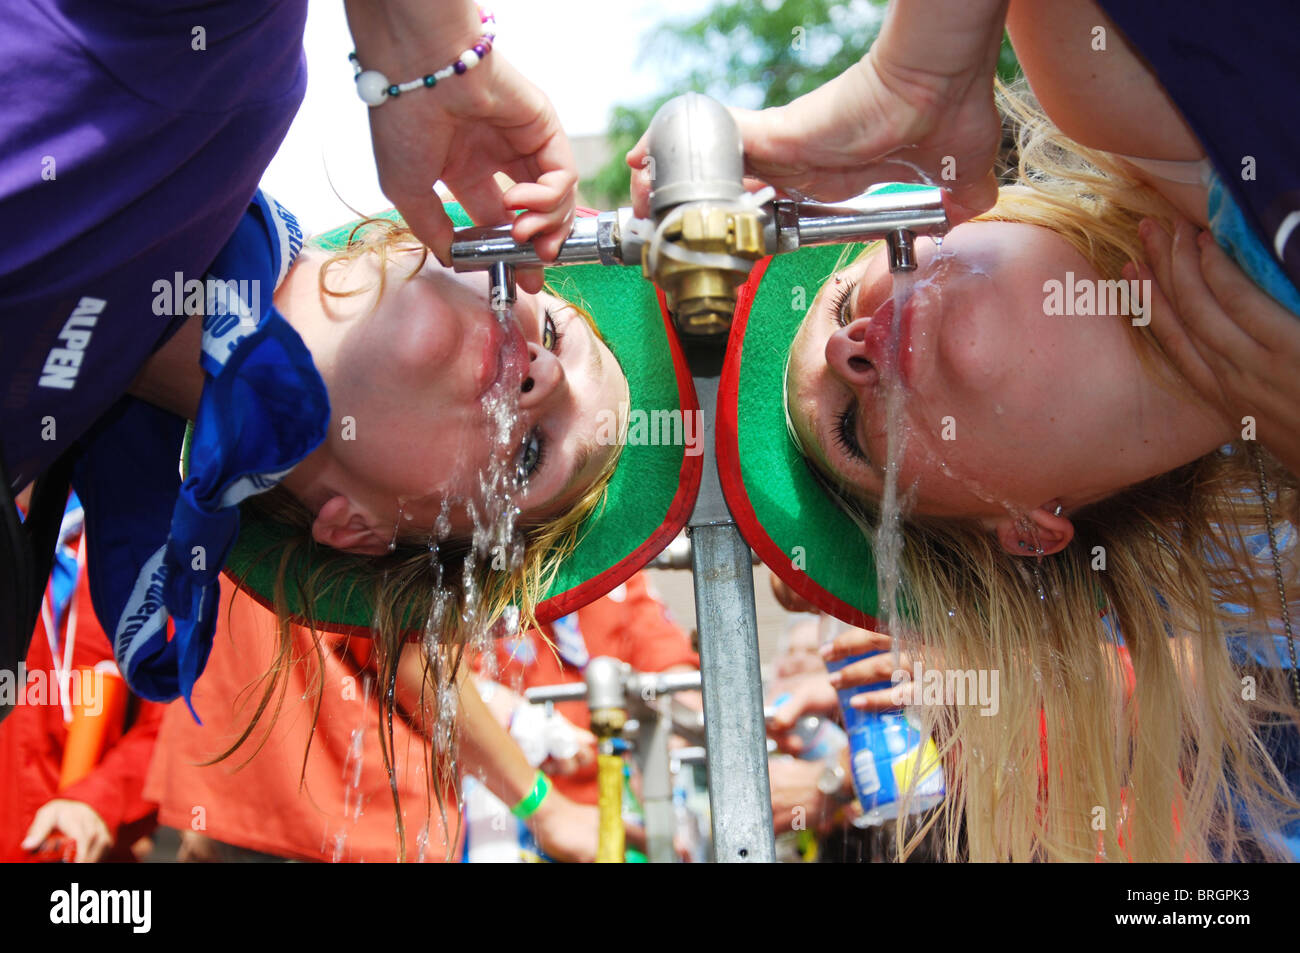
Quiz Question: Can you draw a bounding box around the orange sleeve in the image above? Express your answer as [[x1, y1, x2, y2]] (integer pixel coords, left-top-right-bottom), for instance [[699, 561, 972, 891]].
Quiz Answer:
[[59, 698, 164, 836], [611, 574, 698, 674], [54, 564, 162, 836]]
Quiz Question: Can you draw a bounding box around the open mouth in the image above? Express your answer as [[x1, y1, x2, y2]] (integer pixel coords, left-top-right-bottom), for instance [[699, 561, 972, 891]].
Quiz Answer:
[[858, 294, 922, 387], [478, 316, 529, 397]]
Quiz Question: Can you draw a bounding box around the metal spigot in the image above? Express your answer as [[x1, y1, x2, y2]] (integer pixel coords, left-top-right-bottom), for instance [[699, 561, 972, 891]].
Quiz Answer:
[[488, 261, 515, 323], [638, 93, 767, 337], [448, 93, 950, 335]]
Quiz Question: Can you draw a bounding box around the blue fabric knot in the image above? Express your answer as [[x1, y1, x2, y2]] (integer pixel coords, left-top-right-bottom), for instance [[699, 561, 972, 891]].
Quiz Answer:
[[73, 191, 327, 718]]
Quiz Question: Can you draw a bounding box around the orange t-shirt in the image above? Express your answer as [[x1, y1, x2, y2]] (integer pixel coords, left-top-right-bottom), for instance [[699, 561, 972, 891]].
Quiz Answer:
[[487, 573, 698, 804], [144, 578, 459, 862]]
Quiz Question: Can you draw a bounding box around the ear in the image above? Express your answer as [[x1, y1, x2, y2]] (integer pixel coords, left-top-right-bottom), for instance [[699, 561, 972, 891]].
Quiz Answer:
[[993, 502, 1074, 557], [311, 494, 391, 555]]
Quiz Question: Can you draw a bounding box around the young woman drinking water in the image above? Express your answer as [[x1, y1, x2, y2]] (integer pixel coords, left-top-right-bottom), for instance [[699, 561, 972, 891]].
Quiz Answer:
[[720, 77, 1300, 861], [68, 191, 698, 851]]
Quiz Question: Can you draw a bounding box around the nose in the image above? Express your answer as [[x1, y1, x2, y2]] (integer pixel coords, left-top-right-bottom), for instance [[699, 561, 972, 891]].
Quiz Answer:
[[825, 317, 877, 389], [517, 342, 566, 412]]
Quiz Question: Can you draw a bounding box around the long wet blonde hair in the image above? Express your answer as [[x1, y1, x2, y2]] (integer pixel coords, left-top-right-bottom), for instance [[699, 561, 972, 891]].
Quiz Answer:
[[229, 218, 624, 856], [812, 81, 1300, 862]]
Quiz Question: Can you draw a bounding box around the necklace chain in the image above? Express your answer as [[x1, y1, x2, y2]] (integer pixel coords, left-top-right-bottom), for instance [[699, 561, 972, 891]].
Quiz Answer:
[[1251, 443, 1300, 708]]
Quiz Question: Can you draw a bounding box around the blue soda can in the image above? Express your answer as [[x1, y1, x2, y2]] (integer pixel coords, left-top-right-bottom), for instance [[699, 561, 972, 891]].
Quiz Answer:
[[825, 651, 945, 826]]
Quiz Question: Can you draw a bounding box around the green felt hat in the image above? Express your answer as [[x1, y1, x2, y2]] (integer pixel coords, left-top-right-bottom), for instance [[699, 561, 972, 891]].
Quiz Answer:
[[226, 205, 701, 635], [716, 183, 931, 629]]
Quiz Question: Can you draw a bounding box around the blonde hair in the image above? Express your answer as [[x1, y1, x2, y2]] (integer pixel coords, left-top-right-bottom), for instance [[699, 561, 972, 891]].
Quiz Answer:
[[806, 81, 1300, 861], [228, 218, 624, 856]]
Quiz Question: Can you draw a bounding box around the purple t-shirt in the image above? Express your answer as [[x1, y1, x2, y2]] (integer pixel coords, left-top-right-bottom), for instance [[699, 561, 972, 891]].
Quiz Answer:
[[1096, 0, 1300, 289], [1, 0, 308, 488]]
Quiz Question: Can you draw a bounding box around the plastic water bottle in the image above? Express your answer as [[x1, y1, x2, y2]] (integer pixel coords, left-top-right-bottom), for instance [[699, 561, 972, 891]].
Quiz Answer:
[[768, 693, 849, 762], [826, 651, 945, 826]]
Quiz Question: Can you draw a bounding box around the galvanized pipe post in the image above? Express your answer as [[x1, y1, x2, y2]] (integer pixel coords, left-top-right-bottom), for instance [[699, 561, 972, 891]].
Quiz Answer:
[[685, 341, 775, 862]]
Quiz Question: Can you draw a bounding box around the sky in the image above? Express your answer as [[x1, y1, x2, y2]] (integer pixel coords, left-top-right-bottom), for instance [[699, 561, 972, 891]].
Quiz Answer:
[[261, 0, 716, 235]]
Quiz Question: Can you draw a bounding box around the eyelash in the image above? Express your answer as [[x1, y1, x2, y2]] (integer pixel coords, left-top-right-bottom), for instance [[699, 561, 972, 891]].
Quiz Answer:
[[827, 278, 859, 327], [833, 406, 866, 463], [516, 308, 565, 485], [542, 307, 565, 352]]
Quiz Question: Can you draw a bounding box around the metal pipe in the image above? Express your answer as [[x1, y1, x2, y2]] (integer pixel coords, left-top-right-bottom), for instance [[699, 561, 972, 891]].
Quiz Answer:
[[449, 189, 949, 277], [691, 524, 774, 861], [886, 228, 919, 272], [686, 350, 776, 863], [451, 211, 626, 271], [782, 188, 948, 247], [647, 670, 703, 697], [524, 683, 587, 705], [488, 261, 515, 321]]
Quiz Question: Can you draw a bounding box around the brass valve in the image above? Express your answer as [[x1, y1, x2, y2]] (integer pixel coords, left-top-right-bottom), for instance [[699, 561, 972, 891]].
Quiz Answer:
[[590, 705, 628, 740], [642, 204, 766, 338]]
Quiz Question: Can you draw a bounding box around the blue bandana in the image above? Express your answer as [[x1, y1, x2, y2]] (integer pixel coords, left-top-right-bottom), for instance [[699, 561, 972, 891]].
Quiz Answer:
[[71, 191, 327, 717]]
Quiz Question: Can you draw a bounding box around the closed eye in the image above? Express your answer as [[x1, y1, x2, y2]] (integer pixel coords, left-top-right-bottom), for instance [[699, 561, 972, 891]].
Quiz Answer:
[[832, 402, 869, 465]]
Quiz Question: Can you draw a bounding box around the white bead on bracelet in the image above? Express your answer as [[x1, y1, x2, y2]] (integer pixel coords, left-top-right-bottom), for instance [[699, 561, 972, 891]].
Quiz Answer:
[[349, 8, 496, 108]]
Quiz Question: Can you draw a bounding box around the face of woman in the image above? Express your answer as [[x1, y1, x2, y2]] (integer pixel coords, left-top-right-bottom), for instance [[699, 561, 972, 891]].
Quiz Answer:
[[785, 221, 1175, 519], [316, 250, 628, 541]]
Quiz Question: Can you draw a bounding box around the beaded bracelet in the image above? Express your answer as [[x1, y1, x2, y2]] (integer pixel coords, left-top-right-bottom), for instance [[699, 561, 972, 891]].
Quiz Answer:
[[349, 7, 496, 108]]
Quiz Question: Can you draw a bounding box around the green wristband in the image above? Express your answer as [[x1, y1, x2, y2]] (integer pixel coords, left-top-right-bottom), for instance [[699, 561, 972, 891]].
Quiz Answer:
[[510, 771, 552, 820]]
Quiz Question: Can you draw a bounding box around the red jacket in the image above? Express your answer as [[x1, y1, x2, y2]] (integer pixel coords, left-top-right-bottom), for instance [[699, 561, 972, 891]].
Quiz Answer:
[[0, 541, 163, 862]]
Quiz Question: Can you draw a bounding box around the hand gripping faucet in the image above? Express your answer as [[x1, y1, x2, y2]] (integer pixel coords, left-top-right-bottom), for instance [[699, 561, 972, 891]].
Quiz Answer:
[[451, 92, 950, 338]]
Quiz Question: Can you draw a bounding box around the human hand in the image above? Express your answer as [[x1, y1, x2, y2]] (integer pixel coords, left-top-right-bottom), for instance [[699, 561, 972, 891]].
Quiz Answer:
[[540, 722, 598, 777], [22, 799, 112, 863], [526, 789, 597, 862], [769, 572, 819, 615], [767, 673, 839, 749], [768, 756, 835, 835], [627, 38, 1002, 222], [528, 789, 651, 863], [349, 3, 576, 293], [177, 830, 223, 863], [820, 626, 914, 712], [1133, 216, 1300, 477]]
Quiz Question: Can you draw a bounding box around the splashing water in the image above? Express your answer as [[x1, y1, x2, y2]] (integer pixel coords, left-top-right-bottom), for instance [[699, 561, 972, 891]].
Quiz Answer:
[[415, 300, 532, 821], [869, 237, 1061, 662], [871, 244, 1003, 661], [873, 269, 916, 664], [330, 672, 373, 863]]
